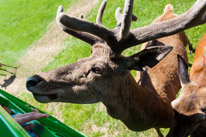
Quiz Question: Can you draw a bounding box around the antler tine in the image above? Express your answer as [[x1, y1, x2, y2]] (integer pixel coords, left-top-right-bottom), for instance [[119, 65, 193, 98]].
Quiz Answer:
[[117, 0, 206, 53], [115, 7, 122, 27], [96, 0, 107, 25], [115, 7, 137, 27], [63, 29, 104, 45], [132, 14, 138, 22], [56, 6, 104, 45], [56, 6, 114, 45], [119, 0, 134, 41]]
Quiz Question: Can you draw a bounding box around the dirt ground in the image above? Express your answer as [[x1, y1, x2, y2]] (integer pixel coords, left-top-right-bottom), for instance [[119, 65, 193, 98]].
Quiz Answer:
[[3, 0, 99, 95]]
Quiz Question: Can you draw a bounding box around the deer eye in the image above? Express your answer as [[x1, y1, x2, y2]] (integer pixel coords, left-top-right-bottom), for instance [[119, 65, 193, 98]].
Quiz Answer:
[[91, 67, 103, 74]]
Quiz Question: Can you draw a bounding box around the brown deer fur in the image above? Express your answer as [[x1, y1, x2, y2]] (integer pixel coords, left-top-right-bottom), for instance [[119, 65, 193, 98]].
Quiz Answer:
[[167, 34, 206, 137], [190, 34, 206, 85], [26, 0, 206, 135], [134, 3, 188, 129]]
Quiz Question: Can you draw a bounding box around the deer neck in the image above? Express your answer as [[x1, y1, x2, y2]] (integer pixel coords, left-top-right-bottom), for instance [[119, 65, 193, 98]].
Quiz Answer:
[[102, 72, 172, 131], [190, 55, 206, 86]]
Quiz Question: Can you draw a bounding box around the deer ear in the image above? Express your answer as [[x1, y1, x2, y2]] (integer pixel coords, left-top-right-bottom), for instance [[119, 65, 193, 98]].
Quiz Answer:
[[177, 55, 190, 87], [126, 46, 173, 71]]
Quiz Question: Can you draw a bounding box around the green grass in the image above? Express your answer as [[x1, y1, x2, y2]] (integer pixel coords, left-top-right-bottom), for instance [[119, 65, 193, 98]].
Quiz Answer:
[[7, 0, 206, 136], [0, 0, 76, 65]]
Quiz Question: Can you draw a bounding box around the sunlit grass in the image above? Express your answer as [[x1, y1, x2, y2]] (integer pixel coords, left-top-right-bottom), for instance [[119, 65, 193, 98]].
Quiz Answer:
[[0, 0, 76, 65]]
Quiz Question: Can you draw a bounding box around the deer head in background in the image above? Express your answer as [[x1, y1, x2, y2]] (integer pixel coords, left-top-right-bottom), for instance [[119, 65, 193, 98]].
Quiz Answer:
[[167, 34, 206, 137]]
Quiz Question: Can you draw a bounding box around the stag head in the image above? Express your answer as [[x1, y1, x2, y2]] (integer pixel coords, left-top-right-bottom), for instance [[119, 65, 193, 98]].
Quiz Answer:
[[167, 55, 206, 137], [26, 0, 206, 104]]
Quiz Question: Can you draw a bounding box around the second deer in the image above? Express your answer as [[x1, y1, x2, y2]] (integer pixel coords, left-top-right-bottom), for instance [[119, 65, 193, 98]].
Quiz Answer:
[[167, 34, 206, 137]]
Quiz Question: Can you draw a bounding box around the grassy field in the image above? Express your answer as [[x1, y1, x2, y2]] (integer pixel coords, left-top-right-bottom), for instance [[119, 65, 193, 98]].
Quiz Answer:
[[2, 0, 206, 137], [0, 0, 76, 65]]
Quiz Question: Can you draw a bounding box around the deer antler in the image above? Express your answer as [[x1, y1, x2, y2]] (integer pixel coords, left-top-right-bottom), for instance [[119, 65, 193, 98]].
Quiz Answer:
[[56, 6, 105, 45], [57, 0, 206, 55], [56, 5, 114, 45], [96, 0, 107, 25], [119, 0, 134, 41], [118, 0, 206, 53], [115, 7, 137, 27]]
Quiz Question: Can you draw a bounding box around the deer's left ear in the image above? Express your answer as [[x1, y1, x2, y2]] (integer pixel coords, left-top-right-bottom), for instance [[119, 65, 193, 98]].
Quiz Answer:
[[177, 55, 190, 87], [126, 46, 173, 71]]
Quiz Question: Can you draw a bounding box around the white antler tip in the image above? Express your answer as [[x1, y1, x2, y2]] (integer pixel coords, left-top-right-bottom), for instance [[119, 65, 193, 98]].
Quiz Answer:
[[58, 6, 63, 13], [115, 7, 122, 20], [56, 6, 65, 25], [115, 7, 121, 14]]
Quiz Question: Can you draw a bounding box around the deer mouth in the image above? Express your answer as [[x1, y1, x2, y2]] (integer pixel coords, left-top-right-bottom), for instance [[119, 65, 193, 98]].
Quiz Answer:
[[32, 93, 58, 103]]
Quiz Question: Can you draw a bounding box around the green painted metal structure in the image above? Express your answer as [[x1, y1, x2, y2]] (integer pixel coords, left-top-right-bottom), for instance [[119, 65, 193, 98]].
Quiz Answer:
[[0, 89, 86, 137]]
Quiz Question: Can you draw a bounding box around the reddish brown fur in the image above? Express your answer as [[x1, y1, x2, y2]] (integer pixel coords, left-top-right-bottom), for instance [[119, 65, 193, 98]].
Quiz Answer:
[[189, 34, 206, 137], [190, 34, 206, 85], [136, 4, 188, 103], [169, 34, 206, 137], [134, 4, 188, 127], [173, 33, 206, 116], [192, 34, 206, 62]]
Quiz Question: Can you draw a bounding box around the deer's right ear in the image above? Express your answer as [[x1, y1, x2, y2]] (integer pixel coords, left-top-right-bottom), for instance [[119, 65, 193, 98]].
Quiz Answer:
[[125, 46, 173, 71], [177, 55, 190, 87]]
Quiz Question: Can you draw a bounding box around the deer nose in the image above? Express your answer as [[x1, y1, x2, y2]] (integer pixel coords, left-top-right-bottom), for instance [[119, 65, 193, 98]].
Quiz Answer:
[[26, 75, 43, 89]]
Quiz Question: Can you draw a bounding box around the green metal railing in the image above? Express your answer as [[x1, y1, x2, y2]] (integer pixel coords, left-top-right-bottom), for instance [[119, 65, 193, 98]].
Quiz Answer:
[[0, 89, 86, 137]]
